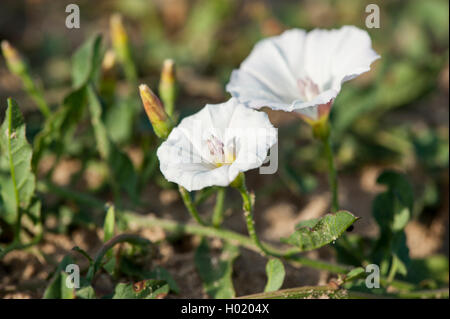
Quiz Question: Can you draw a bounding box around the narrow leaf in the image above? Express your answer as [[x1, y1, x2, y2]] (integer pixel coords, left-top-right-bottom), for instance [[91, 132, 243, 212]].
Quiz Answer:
[[72, 34, 104, 89], [43, 255, 75, 299], [103, 205, 115, 242]]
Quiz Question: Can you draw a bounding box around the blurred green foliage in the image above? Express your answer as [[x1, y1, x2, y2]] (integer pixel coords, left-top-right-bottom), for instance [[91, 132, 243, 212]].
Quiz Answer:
[[0, 0, 448, 299]]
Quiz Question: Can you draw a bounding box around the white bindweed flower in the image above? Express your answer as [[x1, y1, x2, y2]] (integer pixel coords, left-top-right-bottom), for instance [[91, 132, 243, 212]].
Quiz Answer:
[[157, 98, 277, 191], [226, 26, 380, 121]]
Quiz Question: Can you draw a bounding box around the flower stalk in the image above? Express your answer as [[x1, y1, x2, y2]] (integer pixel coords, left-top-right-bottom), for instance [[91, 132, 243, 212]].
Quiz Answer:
[[311, 117, 339, 212], [212, 187, 225, 228], [232, 173, 279, 257], [179, 185, 208, 226], [323, 132, 339, 213]]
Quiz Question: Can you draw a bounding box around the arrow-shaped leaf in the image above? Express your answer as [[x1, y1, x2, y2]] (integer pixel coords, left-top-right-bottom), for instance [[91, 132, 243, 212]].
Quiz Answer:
[[194, 238, 239, 298], [281, 211, 359, 252], [0, 98, 35, 225]]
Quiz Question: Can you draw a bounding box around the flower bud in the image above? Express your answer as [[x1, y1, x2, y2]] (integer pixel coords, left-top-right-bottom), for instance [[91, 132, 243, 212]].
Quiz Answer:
[[110, 14, 137, 82], [1, 40, 27, 75], [159, 59, 177, 117], [139, 84, 172, 139], [110, 14, 128, 56]]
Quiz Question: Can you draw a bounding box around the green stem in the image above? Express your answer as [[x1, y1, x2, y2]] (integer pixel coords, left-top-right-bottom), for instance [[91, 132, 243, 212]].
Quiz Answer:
[[239, 285, 346, 299], [0, 224, 43, 259], [86, 233, 151, 282], [239, 187, 270, 256], [239, 286, 449, 299], [194, 187, 218, 206], [233, 173, 268, 255], [212, 187, 225, 228], [36, 180, 346, 273], [323, 134, 339, 212], [123, 211, 339, 271], [35, 181, 419, 289], [179, 186, 208, 226], [37, 181, 107, 209], [233, 174, 299, 258], [346, 288, 449, 299]]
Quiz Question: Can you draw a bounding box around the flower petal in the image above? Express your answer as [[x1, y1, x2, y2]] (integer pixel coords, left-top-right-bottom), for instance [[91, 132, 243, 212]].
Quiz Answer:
[[226, 26, 380, 119], [303, 25, 380, 92], [226, 29, 308, 109], [227, 103, 278, 173], [157, 99, 277, 191]]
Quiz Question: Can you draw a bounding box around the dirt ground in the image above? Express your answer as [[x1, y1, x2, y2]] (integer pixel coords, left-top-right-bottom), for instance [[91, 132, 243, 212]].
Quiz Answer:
[[0, 0, 448, 299], [1, 159, 447, 298]]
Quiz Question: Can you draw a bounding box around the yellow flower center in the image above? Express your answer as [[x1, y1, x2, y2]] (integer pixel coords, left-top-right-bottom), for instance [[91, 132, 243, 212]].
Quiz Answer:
[[206, 135, 236, 167]]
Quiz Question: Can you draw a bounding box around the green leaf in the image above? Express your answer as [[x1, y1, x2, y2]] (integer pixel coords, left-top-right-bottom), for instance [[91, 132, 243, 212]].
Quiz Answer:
[[105, 97, 136, 144], [0, 99, 36, 225], [194, 238, 239, 298], [280, 164, 318, 195], [43, 255, 76, 299], [86, 234, 152, 282], [32, 85, 87, 171], [87, 86, 138, 201], [76, 285, 96, 299], [72, 34, 104, 89], [264, 258, 285, 292], [371, 170, 413, 278], [412, 127, 449, 171], [377, 170, 414, 213], [295, 218, 320, 230], [119, 257, 180, 294], [182, 0, 233, 63], [103, 205, 115, 242], [148, 266, 180, 294], [32, 35, 103, 170], [406, 255, 449, 288], [102, 205, 115, 273], [373, 192, 411, 233], [26, 196, 41, 224], [344, 267, 365, 282], [112, 280, 169, 299], [72, 246, 92, 262], [281, 211, 359, 252]]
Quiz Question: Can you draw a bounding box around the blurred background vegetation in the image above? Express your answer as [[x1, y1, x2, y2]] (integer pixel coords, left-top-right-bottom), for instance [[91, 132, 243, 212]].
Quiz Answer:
[[0, 0, 448, 298]]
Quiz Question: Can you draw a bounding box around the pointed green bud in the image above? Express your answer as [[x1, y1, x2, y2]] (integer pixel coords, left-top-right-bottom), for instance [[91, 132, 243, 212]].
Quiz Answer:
[[139, 84, 172, 139], [110, 14, 129, 60], [1, 40, 27, 75], [159, 59, 177, 117]]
